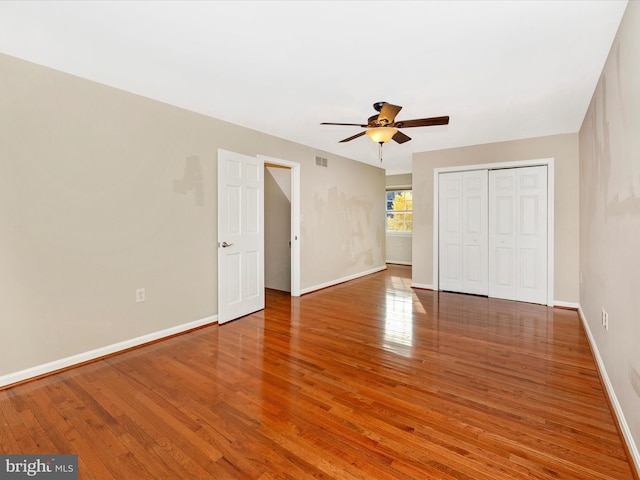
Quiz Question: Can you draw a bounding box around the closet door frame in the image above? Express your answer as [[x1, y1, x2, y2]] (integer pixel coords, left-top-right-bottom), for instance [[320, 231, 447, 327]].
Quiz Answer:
[[432, 158, 554, 306]]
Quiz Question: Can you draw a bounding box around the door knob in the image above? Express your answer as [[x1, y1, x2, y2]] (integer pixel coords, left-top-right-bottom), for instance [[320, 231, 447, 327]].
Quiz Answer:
[[221, 241, 233, 248]]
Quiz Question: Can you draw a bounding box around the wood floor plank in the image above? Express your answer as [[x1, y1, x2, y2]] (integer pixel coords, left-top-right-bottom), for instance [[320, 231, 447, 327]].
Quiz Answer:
[[0, 265, 635, 479]]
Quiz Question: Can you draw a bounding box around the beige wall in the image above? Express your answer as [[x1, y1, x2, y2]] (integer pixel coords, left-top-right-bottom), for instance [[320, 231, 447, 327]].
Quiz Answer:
[[412, 133, 579, 303], [0, 53, 385, 377], [386, 174, 412, 188], [580, 1, 640, 464], [301, 155, 385, 288]]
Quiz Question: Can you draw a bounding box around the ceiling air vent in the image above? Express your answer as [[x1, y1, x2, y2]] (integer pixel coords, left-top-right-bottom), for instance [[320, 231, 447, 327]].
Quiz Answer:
[[315, 156, 328, 167]]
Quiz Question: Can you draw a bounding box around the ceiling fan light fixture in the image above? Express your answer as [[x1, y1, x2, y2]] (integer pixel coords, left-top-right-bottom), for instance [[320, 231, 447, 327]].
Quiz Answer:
[[366, 127, 397, 144]]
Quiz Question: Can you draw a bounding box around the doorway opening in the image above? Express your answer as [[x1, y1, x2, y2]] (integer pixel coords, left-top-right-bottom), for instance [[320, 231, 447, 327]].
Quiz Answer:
[[259, 155, 301, 297]]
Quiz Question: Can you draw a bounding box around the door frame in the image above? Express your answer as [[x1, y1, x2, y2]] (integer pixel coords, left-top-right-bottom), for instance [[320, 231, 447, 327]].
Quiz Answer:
[[258, 155, 301, 297], [432, 158, 555, 306]]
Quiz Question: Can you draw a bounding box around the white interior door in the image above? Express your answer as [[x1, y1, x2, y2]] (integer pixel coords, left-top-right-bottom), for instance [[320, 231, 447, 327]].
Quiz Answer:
[[217, 149, 265, 324], [439, 171, 488, 295], [489, 166, 547, 304]]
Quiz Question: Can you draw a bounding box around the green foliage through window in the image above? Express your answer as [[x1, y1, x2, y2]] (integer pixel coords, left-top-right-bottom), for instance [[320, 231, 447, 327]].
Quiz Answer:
[[386, 190, 412, 232]]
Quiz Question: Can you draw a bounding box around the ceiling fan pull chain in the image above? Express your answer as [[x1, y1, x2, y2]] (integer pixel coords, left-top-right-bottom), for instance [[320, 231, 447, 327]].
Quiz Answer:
[[379, 142, 383, 162]]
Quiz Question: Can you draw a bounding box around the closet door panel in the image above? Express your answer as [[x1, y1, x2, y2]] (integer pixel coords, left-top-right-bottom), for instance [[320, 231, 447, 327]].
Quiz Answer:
[[516, 166, 547, 304], [489, 169, 518, 300], [439, 170, 488, 295], [462, 170, 488, 295], [489, 166, 547, 304], [439, 173, 463, 292]]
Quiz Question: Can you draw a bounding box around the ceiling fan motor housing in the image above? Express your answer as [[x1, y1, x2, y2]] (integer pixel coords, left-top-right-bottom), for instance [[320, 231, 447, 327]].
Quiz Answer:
[[373, 101, 387, 112]]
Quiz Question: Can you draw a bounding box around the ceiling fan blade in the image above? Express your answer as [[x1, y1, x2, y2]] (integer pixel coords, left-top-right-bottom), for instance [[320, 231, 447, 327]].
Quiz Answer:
[[339, 131, 367, 143], [392, 131, 411, 144], [394, 115, 449, 128], [321, 122, 368, 127], [378, 103, 402, 125]]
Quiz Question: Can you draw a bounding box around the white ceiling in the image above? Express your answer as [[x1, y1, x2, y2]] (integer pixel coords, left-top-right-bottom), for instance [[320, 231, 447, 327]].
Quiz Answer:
[[0, 1, 628, 174]]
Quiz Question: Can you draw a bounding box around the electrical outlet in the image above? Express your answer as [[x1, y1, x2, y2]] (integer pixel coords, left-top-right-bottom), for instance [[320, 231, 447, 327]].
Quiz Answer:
[[604, 311, 609, 331], [602, 308, 606, 326], [136, 288, 146, 303]]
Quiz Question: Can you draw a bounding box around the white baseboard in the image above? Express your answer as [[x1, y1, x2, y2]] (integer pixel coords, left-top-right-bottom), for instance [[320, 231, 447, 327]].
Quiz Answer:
[[300, 265, 387, 295], [578, 306, 640, 474], [554, 300, 580, 309], [386, 261, 412, 266], [411, 282, 433, 290], [0, 315, 218, 388]]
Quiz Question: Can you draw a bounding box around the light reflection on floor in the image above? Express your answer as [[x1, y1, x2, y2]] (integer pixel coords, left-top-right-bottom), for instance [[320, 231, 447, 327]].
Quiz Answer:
[[383, 276, 425, 357]]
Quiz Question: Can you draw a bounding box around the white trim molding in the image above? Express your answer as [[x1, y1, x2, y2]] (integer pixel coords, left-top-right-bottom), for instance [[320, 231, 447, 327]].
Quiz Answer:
[[578, 306, 640, 474], [0, 315, 218, 388], [300, 266, 387, 295], [553, 300, 580, 309], [411, 282, 434, 290]]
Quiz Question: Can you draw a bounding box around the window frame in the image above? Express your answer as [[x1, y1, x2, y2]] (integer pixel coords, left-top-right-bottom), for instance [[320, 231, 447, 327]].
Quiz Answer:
[[386, 187, 413, 234]]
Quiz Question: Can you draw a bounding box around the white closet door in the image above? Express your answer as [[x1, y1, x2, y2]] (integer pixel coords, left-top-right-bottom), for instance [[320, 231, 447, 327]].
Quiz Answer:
[[488, 170, 518, 300], [462, 170, 488, 295], [515, 166, 548, 304], [439, 170, 488, 295], [489, 166, 547, 304], [439, 172, 463, 292]]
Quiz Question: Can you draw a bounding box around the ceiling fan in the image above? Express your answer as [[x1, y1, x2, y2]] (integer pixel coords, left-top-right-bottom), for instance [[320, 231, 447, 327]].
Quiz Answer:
[[321, 102, 449, 152]]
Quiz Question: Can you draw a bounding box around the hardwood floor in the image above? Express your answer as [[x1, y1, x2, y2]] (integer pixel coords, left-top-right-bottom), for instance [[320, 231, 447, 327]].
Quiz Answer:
[[0, 265, 635, 479]]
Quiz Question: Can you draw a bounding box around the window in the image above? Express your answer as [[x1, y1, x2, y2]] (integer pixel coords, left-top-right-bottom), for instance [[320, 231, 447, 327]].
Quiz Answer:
[[386, 190, 412, 232]]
